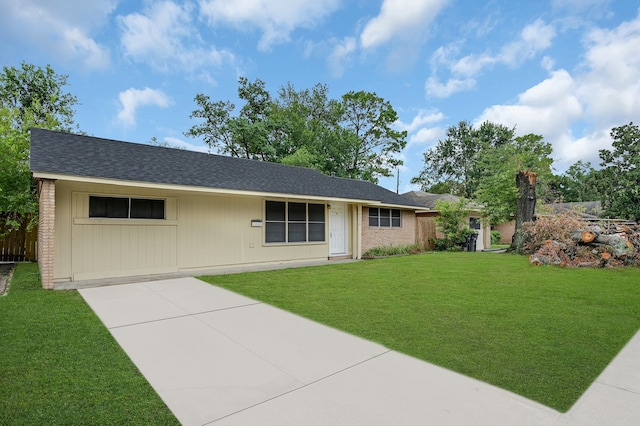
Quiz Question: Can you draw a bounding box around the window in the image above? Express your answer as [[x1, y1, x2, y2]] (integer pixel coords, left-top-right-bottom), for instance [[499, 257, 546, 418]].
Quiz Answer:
[[265, 201, 325, 243], [89, 196, 165, 219], [369, 207, 401, 228]]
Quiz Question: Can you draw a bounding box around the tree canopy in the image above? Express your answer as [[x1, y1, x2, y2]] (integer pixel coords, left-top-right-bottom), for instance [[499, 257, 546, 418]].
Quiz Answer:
[[475, 133, 554, 225], [186, 78, 406, 183], [0, 63, 80, 231], [412, 121, 553, 226], [0, 62, 79, 132], [548, 160, 600, 203], [595, 122, 640, 220], [411, 121, 514, 198]]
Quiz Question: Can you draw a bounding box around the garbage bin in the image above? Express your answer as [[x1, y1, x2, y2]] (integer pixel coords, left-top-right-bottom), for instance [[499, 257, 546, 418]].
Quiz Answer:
[[464, 233, 478, 252], [468, 232, 478, 252]]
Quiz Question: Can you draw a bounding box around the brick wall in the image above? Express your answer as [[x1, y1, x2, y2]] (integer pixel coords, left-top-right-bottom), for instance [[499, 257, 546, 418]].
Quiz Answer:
[[494, 220, 515, 244], [37, 179, 55, 289], [362, 208, 416, 253]]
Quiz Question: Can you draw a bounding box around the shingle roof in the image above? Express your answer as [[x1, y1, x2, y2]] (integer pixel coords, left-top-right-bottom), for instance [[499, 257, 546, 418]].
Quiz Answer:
[[401, 191, 460, 209], [401, 191, 484, 211], [30, 128, 422, 208]]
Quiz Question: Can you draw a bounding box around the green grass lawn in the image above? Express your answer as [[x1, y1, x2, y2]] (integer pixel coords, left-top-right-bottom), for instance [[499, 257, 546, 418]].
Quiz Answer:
[[201, 252, 640, 412], [0, 263, 179, 425]]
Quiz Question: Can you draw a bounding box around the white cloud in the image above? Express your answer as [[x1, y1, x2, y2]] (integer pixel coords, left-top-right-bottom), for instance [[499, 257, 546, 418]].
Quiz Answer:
[[118, 1, 234, 73], [397, 109, 445, 132], [117, 88, 172, 128], [425, 76, 476, 98], [576, 14, 640, 127], [452, 19, 556, 77], [475, 69, 583, 152], [163, 136, 210, 153], [360, 0, 450, 49], [426, 19, 556, 100], [0, 0, 113, 70], [473, 11, 640, 170], [409, 126, 445, 146], [395, 109, 446, 148], [199, 0, 341, 51], [327, 37, 357, 78]]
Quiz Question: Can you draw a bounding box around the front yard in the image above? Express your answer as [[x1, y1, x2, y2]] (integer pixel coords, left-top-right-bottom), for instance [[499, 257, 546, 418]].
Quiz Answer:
[[2, 254, 639, 420], [0, 263, 179, 425], [201, 252, 640, 412]]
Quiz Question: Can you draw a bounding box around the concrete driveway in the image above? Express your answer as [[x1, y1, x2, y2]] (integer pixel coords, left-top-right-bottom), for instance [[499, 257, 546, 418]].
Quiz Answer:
[[79, 277, 640, 425]]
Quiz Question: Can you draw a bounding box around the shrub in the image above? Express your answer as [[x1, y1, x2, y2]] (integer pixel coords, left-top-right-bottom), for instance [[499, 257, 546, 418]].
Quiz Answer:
[[363, 243, 428, 257], [491, 230, 502, 245], [434, 198, 474, 247]]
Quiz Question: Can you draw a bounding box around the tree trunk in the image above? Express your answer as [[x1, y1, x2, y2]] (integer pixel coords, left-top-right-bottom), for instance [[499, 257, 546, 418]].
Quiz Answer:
[[511, 170, 537, 253], [570, 230, 598, 244]]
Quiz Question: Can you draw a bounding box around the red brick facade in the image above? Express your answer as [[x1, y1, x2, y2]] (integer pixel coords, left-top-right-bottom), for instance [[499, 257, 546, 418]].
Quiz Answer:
[[361, 207, 416, 253], [37, 179, 55, 289]]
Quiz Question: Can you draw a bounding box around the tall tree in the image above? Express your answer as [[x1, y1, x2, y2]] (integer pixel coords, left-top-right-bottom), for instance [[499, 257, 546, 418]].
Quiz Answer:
[[187, 80, 407, 183], [339, 91, 407, 182], [412, 121, 514, 197], [271, 82, 346, 173], [595, 122, 640, 220], [186, 77, 282, 161], [475, 134, 554, 225], [0, 62, 79, 132], [548, 161, 600, 202], [0, 63, 80, 231]]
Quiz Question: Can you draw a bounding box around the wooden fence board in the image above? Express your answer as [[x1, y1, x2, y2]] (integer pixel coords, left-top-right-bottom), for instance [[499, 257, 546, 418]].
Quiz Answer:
[[0, 216, 38, 262]]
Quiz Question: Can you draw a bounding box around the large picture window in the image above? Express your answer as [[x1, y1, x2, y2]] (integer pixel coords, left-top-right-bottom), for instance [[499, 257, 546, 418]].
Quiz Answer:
[[89, 196, 165, 219], [265, 201, 325, 243], [369, 208, 401, 228]]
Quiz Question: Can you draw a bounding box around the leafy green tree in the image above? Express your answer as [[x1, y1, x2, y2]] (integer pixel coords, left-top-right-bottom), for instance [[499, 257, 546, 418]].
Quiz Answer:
[[475, 134, 554, 225], [433, 198, 473, 250], [595, 122, 640, 220], [412, 121, 514, 197], [339, 91, 407, 182], [0, 63, 80, 232], [187, 79, 407, 183], [0, 62, 79, 132], [271, 82, 346, 174], [186, 77, 283, 160], [548, 160, 600, 202]]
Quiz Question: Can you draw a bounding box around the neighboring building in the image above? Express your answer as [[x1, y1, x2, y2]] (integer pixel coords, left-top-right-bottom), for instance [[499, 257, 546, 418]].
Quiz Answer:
[[401, 191, 491, 251], [30, 129, 422, 289]]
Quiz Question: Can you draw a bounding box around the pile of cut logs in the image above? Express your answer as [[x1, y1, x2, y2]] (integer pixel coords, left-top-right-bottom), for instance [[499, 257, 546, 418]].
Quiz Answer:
[[530, 223, 640, 267]]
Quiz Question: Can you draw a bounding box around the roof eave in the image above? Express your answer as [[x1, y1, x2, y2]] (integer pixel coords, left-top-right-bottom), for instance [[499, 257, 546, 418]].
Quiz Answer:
[[31, 172, 392, 205]]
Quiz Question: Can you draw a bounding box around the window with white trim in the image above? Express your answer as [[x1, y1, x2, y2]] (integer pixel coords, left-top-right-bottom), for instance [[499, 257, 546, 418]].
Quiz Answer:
[[265, 201, 325, 243], [89, 196, 165, 219], [369, 207, 401, 228]]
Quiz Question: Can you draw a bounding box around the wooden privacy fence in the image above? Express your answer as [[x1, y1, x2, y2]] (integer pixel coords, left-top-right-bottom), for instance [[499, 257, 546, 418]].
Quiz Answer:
[[0, 217, 37, 262], [416, 214, 437, 250]]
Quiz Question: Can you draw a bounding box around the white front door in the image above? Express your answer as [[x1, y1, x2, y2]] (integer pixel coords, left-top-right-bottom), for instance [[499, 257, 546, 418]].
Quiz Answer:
[[329, 203, 348, 255]]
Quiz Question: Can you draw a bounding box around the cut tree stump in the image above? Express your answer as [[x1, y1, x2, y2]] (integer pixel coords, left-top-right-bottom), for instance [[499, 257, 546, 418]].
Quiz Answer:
[[570, 230, 597, 244]]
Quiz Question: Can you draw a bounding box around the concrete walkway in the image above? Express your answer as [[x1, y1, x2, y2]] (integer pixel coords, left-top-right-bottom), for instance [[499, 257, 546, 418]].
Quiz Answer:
[[79, 278, 640, 425]]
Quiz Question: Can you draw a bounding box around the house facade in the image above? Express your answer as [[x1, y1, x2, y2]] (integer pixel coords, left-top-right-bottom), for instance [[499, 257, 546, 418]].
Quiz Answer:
[[402, 191, 491, 251], [30, 129, 421, 289]]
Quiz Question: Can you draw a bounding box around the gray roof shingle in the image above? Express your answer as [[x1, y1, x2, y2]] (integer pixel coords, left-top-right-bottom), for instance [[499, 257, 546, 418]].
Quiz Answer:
[[30, 128, 422, 208]]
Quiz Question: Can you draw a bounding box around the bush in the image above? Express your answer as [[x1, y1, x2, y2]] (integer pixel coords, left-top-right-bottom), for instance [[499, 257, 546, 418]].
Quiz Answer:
[[434, 198, 472, 246], [363, 243, 428, 257], [491, 230, 502, 245]]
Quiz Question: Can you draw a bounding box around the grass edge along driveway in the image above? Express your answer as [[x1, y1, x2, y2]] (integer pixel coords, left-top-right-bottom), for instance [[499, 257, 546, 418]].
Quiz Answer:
[[201, 252, 640, 413], [0, 263, 179, 426]]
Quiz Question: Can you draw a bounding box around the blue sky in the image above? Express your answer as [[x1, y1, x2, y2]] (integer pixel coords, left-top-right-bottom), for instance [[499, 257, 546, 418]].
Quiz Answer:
[[1, 0, 639, 192]]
